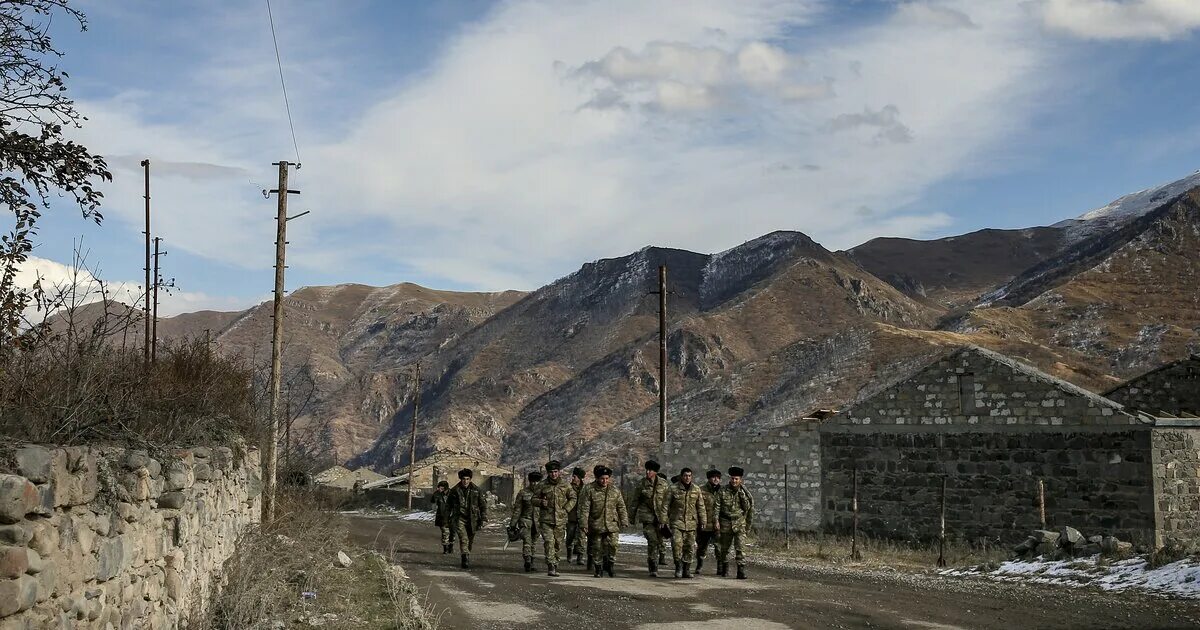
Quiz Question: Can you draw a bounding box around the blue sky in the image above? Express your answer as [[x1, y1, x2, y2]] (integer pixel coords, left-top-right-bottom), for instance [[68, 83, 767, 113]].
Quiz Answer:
[[23, 0, 1200, 314]]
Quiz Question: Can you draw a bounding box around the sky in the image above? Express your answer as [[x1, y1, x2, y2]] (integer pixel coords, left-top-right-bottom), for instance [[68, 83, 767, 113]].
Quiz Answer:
[[19, 0, 1200, 315]]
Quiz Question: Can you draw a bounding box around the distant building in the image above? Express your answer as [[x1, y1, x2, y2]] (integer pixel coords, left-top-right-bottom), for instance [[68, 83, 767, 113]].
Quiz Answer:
[[1105, 354, 1200, 417], [313, 465, 387, 490], [365, 450, 515, 501]]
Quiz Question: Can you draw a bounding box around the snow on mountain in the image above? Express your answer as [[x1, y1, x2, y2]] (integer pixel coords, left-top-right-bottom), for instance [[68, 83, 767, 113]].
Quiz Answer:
[[1052, 169, 1200, 242]]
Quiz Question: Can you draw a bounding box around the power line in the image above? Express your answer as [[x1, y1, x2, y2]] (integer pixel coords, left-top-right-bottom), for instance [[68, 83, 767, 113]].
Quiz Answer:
[[266, 0, 301, 165]]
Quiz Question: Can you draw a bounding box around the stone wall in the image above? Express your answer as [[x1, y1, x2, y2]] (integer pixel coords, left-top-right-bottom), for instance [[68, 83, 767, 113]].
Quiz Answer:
[[0, 443, 261, 629], [1105, 355, 1200, 416], [819, 429, 1157, 544], [659, 422, 822, 530], [1151, 428, 1200, 549]]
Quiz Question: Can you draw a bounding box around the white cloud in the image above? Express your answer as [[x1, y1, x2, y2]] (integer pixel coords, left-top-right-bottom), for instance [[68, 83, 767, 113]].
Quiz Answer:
[[827, 105, 914, 144], [1037, 0, 1200, 40]]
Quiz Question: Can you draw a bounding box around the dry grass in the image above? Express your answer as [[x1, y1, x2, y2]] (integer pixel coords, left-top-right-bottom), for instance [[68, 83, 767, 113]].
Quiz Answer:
[[752, 529, 1010, 570], [201, 489, 434, 629]]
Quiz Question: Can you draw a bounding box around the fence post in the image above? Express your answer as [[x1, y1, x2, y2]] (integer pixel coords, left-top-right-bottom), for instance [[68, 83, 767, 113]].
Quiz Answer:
[[784, 463, 790, 550], [1038, 479, 1046, 529], [937, 474, 947, 568], [851, 464, 861, 561]]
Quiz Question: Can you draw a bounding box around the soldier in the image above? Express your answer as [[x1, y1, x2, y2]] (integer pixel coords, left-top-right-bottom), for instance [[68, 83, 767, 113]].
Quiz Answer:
[[695, 469, 721, 573], [715, 466, 755, 579], [447, 468, 487, 569], [578, 464, 628, 577], [430, 480, 454, 554], [629, 460, 670, 577], [509, 471, 543, 572], [536, 460, 577, 577], [668, 468, 707, 578], [566, 467, 587, 565]]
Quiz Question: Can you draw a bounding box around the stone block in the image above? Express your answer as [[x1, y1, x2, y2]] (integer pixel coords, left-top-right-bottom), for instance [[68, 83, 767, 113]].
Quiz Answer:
[[0, 476, 38, 525], [0, 523, 32, 547], [193, 464, 214, 482], [157, 492, 186, 510], [0, 574, 39, 616], [96, 535, 131, 582], [14, 447, 52, 484], [0, 545, 29, 579]]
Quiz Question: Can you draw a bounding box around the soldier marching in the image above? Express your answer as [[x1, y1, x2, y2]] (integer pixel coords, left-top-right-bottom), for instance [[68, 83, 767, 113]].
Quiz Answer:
[[426, 461, 754, 581]]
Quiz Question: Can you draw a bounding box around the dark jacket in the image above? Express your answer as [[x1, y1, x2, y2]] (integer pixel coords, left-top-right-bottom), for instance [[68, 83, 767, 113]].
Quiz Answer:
[[430, 490, 451, 527], [447, 482, 487, 532]]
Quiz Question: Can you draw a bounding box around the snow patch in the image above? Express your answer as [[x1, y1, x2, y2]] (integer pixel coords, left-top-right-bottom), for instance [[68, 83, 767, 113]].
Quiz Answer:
[[1053, 170, 1200, 243], [943, 555, 1200, 599]]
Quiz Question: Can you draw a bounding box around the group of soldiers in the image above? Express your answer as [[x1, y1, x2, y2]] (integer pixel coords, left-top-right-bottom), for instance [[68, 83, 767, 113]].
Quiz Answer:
[[428, 459, 755, 580]]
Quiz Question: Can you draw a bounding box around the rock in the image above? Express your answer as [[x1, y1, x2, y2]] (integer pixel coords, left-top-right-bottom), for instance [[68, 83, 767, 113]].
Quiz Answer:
[[1012, 537, 1037, 555], [1077, 542, 1102, 556], [1087, 535, 1103, 544], [192, 447, 212, 460], [0, 474, 39, 524], [212, 447, 234, 471], [247, 472, 263, 499], [0, 544, 30, 578], [125, 451, 151, 471], [0, 523, 32, 546], [96, 536, 130, 582], [1031, 530, 1060, 544], [164, 568, 183, 601], [35, 557, 55, 602], [334, 551, 352, 568], [157, 491, 187, 510], [193, 463, 214, 482], [164, 465, 194, 492], [1058, 526, 1084, 547], [24, 548, 42, 575], [0, 574, 39, 616], [15, 446, 53, 484], [1035, 542, 1057, 556], [28, 519, 58, 557]]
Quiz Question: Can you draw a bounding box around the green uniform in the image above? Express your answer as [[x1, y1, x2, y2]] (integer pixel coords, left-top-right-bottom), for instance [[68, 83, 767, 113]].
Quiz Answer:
[[631, 474, 670, 565], [536, 477, 577, 567], [578, 481, 628, 564], [668, 481, 707, 565], [430, 490, 454, 546], [567, 478, 585, 559], [447, 482, 487, 555], [509, 483, 540, 559], [696, 481, 721, 567], [715, 484, 754, 567]]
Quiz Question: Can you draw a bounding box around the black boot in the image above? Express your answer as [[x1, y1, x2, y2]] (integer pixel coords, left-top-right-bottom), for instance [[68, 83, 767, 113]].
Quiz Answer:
[[673, 561, 683, 578], [695, 557, 704, 573], [586, 554, 594, 571], [575, 552, 584, 565], [736, 564, 747, 580], [648, 559, 658, 577], [523, 556, 532, 572], [593, 562, 603, 577], [461, 554, 469, 569], [605, 559, 615, 577], [717, 560, 727, 577], [659, 551, 667, 566], [683, 563, 693, 578]]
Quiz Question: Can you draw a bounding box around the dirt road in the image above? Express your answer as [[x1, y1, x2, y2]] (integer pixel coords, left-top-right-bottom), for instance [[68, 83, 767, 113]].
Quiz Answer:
[[348, 514, 1200, 630]]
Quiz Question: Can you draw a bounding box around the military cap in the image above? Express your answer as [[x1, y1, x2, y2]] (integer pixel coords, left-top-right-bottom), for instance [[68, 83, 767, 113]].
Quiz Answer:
[[706, 469, 721, 478], [644, 460, 661, 472], [437, 480, 449, 488], [728, 466, 745, 477], [670, 475, 679, 483], [458, 468, 473, 479], [545, 460, 562, 472], [527, 471, 543, 482], [572, 467, 586, 479], [593, 464, 611, 477], [680, 467, 693, 475]]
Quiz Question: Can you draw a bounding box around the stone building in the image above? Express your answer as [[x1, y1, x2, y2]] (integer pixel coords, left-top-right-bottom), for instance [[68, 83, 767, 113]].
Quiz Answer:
[[1105, 354, 1200, 416], [367, 450, 515, 500], [821, 346, 1200, 547]]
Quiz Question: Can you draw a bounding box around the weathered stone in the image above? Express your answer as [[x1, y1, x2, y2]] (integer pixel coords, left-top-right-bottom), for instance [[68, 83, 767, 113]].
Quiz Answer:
[[22, 548, 42, 576], [1077, 542, 1102, 556], [164, 465, 193, 493], [34, 557, 54, 602], [1087, 534, 1103, 544], [191, 447, 212, 460], [15, 446, 53, 484], [157, 492, 186, 510], [0, 523, 32, 546], [192, 463, 214, 482], [96, 536, 130, 582], [0, 574, 39, 616], [125, 451, 150, 471], [27, 519, 57, 557], [247, 472, 263, 499], [212, 447, 234, 471], [0, 475, 38, 524], [0, 545, 30, 578], [1031, 530, 1060, 544], [164, 568, 182, 602], [1058, 526, 1084, 547], [1034, 542, 1057, 556], [334, 551, 352, 568]]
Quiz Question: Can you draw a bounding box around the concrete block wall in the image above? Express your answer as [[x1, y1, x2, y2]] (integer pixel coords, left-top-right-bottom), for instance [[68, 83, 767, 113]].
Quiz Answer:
[[1151, 428, 1200, 549], [0, 443, 261, 629], [659, 422, 822, 530]]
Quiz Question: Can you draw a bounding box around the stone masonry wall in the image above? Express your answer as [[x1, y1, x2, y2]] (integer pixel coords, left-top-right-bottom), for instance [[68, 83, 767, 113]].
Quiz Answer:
[[1106, 356, 1200, 416], [659, 422, 822, 530], [1151, 428, 1200, 549], [820, 430, 1156, 544], [0, 443, 262, 629]]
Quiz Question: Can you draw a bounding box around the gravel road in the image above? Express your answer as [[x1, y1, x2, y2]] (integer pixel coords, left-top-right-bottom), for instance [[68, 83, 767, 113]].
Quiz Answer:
[[348, 514, 1200, 630]]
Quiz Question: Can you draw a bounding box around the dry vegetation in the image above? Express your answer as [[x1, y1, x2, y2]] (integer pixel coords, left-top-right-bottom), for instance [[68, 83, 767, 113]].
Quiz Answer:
[[752, 529, 1010, 570], [202, 489, 434, 630]]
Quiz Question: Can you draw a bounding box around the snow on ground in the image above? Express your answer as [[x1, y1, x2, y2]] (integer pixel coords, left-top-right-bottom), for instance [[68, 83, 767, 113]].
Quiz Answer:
[[401, 510, 436, 522], [943, 555, 1200, 599], [619, 533, 648, 547], [1052, 169, 1200, 242]]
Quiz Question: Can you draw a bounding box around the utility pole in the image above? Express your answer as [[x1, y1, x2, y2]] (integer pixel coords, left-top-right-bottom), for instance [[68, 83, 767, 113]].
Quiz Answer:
[[141, 159, 151, 368], [407, 362, 421, 510], [263, 160, 301, 524], [151, 237, 165, 362], [653, 265, 668, 443]]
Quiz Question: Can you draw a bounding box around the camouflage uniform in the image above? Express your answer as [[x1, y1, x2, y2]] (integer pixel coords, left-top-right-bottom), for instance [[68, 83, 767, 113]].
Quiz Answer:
[[631, 474, 670, 573], [715, 484, 754, 575], [430, 488, 455, 551], [509, 482, 540, 569], [536, 477, 577, 570], [447, 481, 487, 563], [578, 480, 628, 576], [695, 480, 721, 571], [668, 481, 707, 576], [566, 475, 585, 563], [574, 480, 595, 568]]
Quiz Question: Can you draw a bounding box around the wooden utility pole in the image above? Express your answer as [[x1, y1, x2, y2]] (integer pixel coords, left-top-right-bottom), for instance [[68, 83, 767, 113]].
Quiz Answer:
[[263, 160, 300, 524], [407, 362, 421, 510], [141, 159, 151, 367], [656, 265, 667, 443], [151, 237, 164, 362]]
